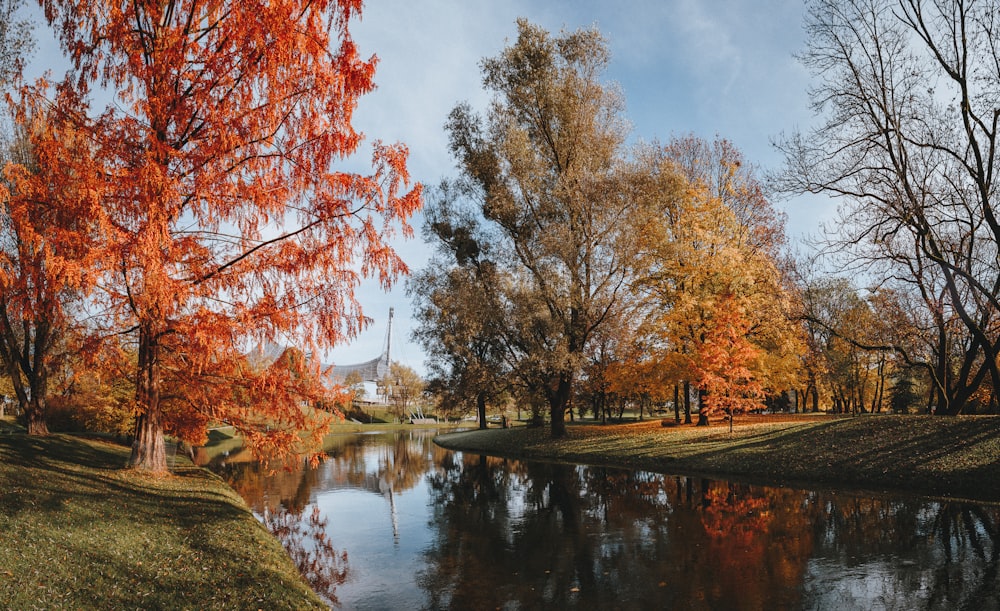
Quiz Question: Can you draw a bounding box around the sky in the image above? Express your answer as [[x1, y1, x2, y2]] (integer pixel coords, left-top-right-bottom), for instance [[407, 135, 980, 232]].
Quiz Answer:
[[20, 0, 835, 377]]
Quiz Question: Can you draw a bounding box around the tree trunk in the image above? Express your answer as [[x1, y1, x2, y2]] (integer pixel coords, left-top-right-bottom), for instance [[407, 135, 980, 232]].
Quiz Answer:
[[1, 345, 40, 433], [25, 360, 50, 435], [131, 409, 167, 472], [548, 375, 571, 438], [129, 325, 168, 473], [696, 389, 709, 426], [477, 391, 487, 430], [25, 399, 49, 435], [673, 384, 680, 423], [872, 358, 885, 413], [683, 380, 692, 424]]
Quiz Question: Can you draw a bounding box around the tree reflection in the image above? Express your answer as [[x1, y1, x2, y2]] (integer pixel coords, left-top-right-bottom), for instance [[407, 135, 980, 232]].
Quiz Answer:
[[926, 503, 1000, 609], [419, 458, 1000, 610], [262, 505, 349, 608]]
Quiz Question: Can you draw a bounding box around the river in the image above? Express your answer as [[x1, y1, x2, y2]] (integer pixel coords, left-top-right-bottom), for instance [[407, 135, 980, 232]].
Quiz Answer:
[[196, 428, 1000, 610]]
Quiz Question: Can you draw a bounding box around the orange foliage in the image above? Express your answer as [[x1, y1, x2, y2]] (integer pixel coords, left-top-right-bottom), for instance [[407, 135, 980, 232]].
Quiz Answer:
[[700, 484, 772, 546], [0, 81, 104, 434], [629, 138, 801, 415], [690, 294, 765, 420], [39, 0, 421, 470]]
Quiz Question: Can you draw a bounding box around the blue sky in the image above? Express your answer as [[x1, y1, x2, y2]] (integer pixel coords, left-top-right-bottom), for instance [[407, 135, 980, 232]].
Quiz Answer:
[[21, 0, 834, 376]]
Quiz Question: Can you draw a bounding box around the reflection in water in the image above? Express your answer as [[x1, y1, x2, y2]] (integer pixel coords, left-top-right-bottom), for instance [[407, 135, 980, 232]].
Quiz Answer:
[[200, 431, 1000, 609], [262, 506, 349, 607]]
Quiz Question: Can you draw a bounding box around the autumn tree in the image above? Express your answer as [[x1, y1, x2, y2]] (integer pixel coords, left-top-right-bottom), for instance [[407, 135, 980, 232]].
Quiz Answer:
[[690, 294, 764, 431], [386, 362, 424, 420], [0, 0, 32, 90], [664, 136, 786, 261], [343, 370, 366, 402], [584, 305, 655, 423], [630, 140, 799, 426], [439, 19, 635, 438], [0, 87, 102, 435], [586, 298, 682, 423], [775, 0, 1000, 414], [46, 335, 136, 437], [41, 0, 421, 471]]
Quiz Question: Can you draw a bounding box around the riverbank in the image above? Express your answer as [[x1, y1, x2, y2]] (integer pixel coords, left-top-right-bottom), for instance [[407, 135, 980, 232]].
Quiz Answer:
[[0, 433, 326, 610], [434, 415, 1000, 503]]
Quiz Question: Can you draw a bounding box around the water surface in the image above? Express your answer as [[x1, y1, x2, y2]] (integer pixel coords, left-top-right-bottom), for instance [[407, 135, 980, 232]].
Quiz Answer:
[[199, 429, 1000, 610]]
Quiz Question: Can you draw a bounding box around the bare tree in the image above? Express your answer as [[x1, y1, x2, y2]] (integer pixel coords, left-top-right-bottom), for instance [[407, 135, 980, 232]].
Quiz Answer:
[[776, 0, 1000, 413]]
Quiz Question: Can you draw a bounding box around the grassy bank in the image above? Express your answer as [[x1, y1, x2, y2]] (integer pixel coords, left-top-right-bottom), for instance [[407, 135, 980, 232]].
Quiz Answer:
[[0, 432, 326, 610], [435, 414, 1000, 503]]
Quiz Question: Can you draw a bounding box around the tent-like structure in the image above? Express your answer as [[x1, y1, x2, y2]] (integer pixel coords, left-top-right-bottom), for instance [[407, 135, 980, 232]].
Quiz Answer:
[[327, 308, 394, 382]]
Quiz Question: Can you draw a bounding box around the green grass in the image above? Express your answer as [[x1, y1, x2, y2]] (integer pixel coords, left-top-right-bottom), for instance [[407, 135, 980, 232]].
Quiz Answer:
[[435, 414, 1000, 502], [0, 432, 325, 610]]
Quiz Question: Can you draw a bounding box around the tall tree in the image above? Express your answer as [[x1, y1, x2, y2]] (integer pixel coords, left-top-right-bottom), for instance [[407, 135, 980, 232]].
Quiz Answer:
[[631, 141, 799, 425], [776, 0, 1000, 414], [440, 19, 634, 438], [41, 0, 421, 471]]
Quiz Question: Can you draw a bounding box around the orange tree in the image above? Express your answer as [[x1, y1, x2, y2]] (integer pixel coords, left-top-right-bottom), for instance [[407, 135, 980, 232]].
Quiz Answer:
[[41, 0, 421, 471], [0, 88, 102, 435], [689, 294, 764, 431]]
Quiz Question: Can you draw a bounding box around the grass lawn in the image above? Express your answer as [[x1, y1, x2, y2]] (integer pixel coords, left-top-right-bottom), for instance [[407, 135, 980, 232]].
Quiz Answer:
[[0, 430, 326, 610], [435, 414, 1000, 503]]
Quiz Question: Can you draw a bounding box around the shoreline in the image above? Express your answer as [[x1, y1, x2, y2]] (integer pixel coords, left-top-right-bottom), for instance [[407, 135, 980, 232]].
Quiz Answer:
[[434, 415, 1000, 504]]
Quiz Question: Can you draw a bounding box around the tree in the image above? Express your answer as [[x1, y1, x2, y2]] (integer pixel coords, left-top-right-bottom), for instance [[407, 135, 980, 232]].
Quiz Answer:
[[630, 141, 797, 426], [46, 335, 136, 437], [689, 294, 764, 431], [343, 370, 366, 402], [0, 88, 102, 435], [440, 19, 634, 438], [387, 362, 425, 420], [889, 367, 921, 414], [776, 0, 1000, 414], [410, 185, 514, 430], [41, 0, 421, 471]]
